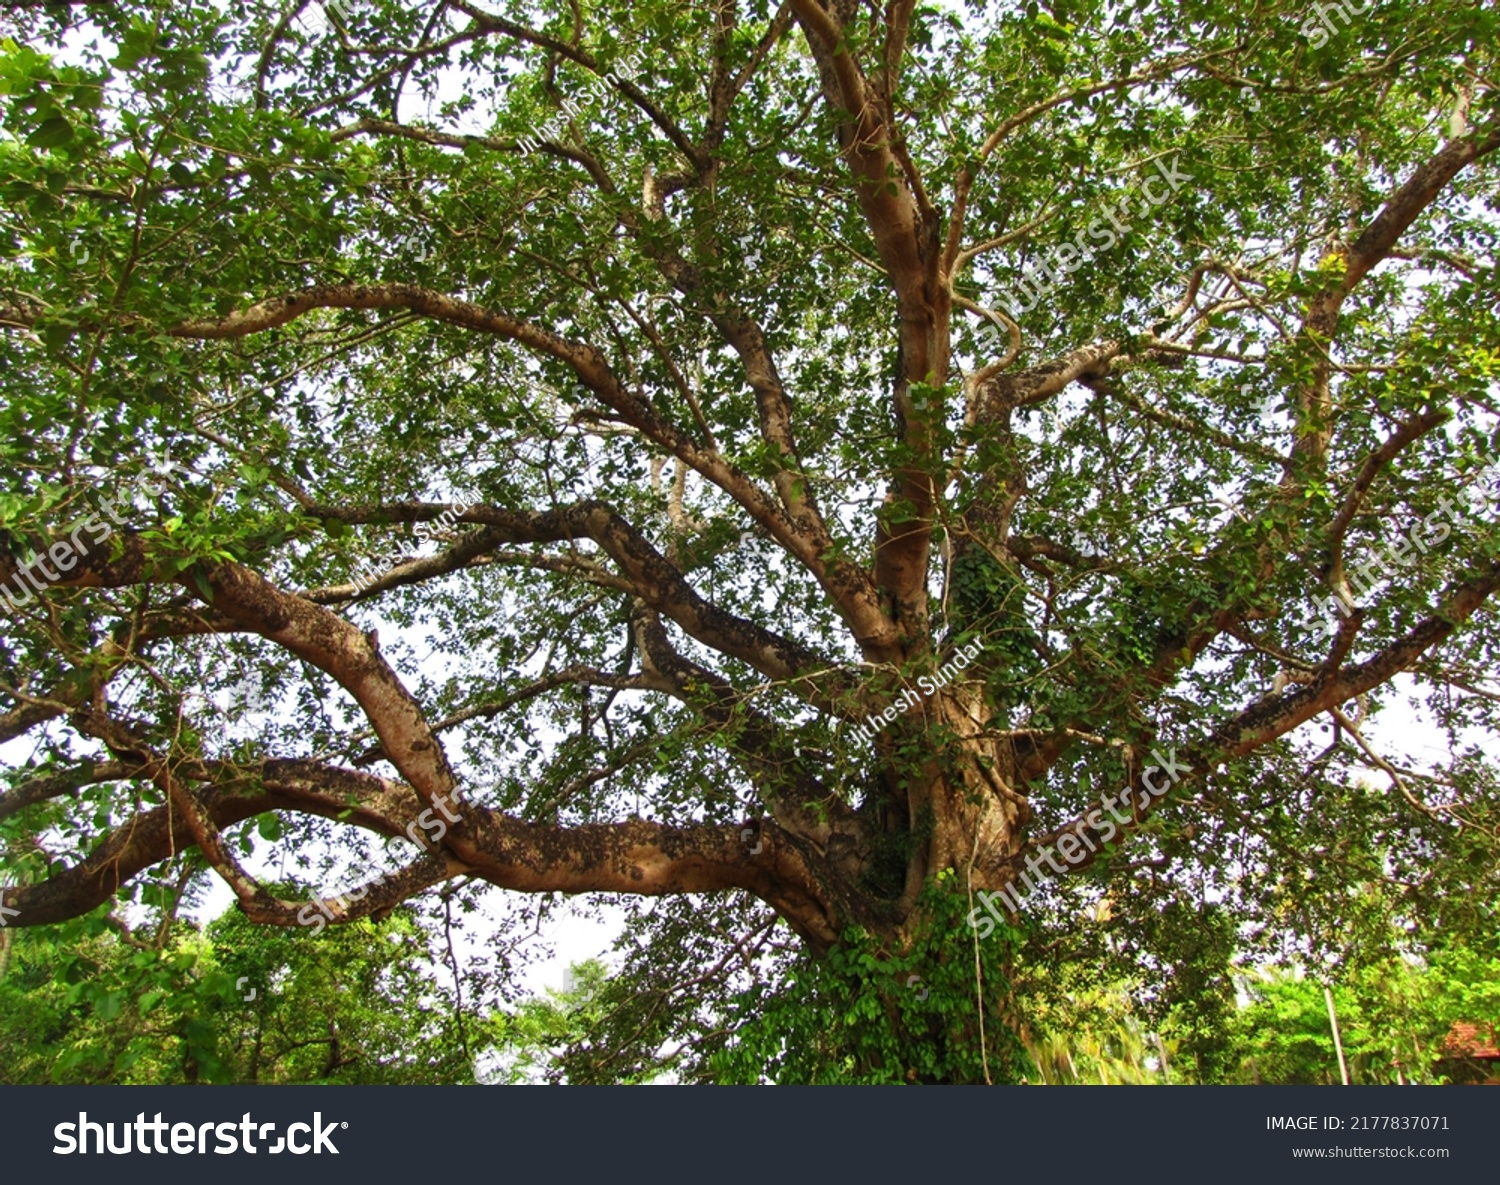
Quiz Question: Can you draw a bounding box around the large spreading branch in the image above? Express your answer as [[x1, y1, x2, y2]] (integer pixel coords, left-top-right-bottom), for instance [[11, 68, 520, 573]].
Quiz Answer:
[[1004, 558, 1500, 888], [12, 280, 905, 659], [0, 753, 843, 947], [303, 496, 848, 700], [978, 115, 1500, 735], [1289, 117, 1500, 475], [790, 0, 944, 643], [2, 495, 860, 941]]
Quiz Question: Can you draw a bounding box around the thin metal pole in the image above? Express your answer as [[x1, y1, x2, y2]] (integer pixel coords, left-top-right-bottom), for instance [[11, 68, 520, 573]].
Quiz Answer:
[[1325, 985, 1351, 1085]]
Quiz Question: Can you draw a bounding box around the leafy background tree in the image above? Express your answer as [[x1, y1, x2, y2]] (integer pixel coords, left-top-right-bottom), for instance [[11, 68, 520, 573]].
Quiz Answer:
[[1, 0, 1497, 1082], [0, 888, 495, 1083]]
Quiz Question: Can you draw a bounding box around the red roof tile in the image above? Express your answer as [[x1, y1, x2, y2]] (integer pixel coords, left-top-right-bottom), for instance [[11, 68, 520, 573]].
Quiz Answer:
[[1442, 1022, 1500, 1060]]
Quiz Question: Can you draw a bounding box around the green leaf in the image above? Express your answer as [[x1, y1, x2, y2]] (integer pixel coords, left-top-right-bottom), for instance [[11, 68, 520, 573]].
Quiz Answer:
[[27, 116, 74, 148]]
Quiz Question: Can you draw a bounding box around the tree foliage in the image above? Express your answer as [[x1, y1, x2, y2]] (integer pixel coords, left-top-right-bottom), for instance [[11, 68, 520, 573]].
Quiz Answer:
[[1, 0, 1497, 1082], [0, 896, 489, 1083]]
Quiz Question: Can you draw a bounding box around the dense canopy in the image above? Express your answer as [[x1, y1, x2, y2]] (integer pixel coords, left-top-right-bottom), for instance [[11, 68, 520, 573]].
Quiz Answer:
[[1, 0, 1497, 1082]]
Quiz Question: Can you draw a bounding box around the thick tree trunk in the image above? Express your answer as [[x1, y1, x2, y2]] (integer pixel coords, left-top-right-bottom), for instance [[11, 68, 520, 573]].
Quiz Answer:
[[767, 682, 1036, 952]]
